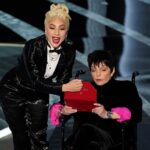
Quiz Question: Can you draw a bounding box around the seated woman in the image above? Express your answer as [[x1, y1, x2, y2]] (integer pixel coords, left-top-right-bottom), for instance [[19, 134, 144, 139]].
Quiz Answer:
[[50, 50, 142, 150]]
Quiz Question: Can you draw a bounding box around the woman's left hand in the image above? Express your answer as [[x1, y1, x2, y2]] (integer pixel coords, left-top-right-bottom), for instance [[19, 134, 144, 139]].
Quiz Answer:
[[92, 103, 107, 119], [61, 105, 77, 116]]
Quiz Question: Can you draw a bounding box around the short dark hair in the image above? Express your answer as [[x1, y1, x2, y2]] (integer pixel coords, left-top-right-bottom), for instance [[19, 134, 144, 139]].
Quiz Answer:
[[88, 50, 115, 72]]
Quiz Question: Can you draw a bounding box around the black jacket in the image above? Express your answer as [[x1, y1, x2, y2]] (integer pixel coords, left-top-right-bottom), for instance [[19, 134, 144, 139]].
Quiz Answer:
[[0, 35, 76, 100]]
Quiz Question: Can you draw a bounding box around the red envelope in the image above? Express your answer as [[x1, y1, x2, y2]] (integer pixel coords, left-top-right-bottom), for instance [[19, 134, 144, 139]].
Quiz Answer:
[[64, 81, 97, 112]]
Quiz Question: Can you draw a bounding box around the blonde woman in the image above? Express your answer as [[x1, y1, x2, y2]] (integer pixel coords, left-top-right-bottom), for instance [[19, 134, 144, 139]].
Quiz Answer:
[[0, 3, 82, 150]]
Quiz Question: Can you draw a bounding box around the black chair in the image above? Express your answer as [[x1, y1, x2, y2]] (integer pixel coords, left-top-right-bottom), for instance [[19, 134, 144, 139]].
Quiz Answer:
[[61, 71, 140, 150], [121, 71, 139, 150]]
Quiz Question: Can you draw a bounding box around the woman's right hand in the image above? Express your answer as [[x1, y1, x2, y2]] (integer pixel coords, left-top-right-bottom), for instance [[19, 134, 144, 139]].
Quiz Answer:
[[62, 79, 83, 92], [61, 105, 77, 115]]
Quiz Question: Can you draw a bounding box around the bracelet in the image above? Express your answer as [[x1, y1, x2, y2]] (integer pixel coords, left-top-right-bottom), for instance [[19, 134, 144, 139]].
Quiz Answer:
[[106, 111, 113, 119]]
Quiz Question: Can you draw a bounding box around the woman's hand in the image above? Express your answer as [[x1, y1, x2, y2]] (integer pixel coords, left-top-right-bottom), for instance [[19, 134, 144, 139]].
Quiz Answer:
[[92, 103, 107, 119], [62, 79, 83, 92], [61, 105, 77, 115], [92, 103, 120, 119]]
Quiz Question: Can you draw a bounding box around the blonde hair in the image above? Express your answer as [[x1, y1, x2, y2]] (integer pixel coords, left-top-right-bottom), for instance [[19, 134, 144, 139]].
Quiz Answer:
[[44, 3, 71, 29]]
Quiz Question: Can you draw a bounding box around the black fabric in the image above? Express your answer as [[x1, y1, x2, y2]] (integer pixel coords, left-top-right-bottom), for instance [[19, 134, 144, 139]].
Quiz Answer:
[[73, 124, 113, 150], [64, 123, 114, 150], [1, 96, 49, 150]]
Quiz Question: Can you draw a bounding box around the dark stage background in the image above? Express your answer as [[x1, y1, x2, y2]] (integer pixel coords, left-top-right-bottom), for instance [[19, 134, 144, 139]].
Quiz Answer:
[[0, 0, 150, 150]]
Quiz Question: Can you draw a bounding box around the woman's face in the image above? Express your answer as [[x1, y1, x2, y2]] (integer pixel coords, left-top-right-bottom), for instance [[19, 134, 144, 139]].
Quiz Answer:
[[45, 17, 68, 48], [90, 63, 115, 86]]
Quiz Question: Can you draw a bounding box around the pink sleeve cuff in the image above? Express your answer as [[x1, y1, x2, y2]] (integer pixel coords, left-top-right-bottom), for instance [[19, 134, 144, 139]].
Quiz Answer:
[[49, 103, 63, 126], [111, 107, 131, 123]]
